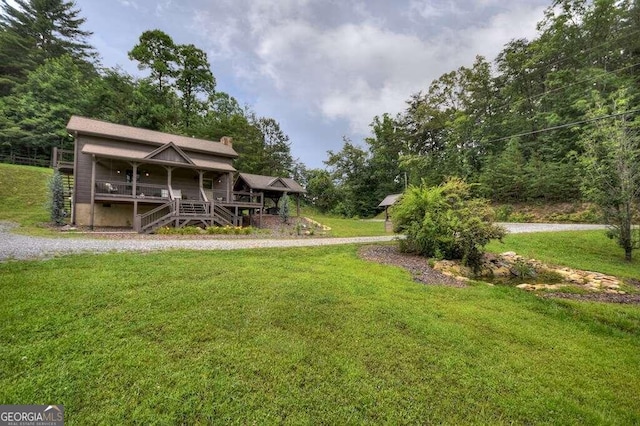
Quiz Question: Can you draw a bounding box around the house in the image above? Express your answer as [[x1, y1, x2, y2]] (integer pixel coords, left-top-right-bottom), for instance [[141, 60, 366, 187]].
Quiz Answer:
[[54, 116, 303, 233]]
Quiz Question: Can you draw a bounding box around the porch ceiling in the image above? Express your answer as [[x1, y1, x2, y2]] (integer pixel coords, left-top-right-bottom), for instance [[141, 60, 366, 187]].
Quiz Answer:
[[82, 143, 236, 172]]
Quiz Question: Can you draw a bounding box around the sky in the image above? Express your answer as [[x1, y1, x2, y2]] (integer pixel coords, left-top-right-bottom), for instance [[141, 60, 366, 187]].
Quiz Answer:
[[73, 0, 550, 168]]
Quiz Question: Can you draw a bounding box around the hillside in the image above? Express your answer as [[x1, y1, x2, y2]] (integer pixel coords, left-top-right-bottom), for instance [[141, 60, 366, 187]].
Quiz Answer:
[[0, 163, 52, 228]]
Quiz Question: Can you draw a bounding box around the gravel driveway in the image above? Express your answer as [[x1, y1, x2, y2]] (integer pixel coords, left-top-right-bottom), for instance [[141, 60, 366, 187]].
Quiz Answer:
[[0, 221, 606, 261]]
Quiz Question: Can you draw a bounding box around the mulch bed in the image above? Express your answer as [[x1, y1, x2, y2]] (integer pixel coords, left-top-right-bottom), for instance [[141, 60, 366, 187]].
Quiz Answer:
[[358, 245, 467, 288]]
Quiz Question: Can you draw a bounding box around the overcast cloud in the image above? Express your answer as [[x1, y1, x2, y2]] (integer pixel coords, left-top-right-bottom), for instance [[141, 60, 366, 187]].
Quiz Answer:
[[77, 0, 549, 168]]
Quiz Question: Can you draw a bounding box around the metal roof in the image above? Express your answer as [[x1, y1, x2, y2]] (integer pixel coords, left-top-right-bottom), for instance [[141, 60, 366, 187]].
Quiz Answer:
[[67, 115, 238, 158], [236, 173, 306, 194], [378, 193, 402, 207]]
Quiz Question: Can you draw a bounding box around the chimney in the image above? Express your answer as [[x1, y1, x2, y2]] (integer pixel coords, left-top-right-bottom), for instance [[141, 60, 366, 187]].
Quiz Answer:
[[220, 136, 233, 147]]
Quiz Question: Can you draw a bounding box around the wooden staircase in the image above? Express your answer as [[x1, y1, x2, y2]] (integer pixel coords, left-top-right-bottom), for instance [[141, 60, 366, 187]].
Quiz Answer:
[[136, 200, 239, 233]]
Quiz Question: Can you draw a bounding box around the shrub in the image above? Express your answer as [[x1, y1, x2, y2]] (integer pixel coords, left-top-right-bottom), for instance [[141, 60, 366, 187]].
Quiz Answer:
[[392, 178, 506, 272], [49, 171, 66, 225], [278, 193, 290, 223], [494, 204, 513, 221]]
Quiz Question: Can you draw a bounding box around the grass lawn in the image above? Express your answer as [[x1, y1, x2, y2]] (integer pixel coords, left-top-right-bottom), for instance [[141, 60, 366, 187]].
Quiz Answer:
[[305, 211, 389, 237], [487, 230, 640, 279], [0, 163, 52, 233], [2, 245, 639, 424]]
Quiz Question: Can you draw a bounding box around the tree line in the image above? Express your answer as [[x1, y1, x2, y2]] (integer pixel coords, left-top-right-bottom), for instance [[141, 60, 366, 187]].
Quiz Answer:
[[305, 0, 639, 219], [0, 0, 296, 178]]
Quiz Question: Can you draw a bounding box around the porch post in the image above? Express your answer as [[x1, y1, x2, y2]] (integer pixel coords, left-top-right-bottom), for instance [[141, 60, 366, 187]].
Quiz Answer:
[[167, 166, 173, 194], [227, 172, 233, 202], [132, 163, 138, 221], [198, 170, 204, 200], [89, 155, 96, 230]]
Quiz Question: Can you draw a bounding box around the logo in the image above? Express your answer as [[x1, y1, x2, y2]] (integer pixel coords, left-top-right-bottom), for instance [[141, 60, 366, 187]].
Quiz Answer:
[[0, 405, 64, 426]]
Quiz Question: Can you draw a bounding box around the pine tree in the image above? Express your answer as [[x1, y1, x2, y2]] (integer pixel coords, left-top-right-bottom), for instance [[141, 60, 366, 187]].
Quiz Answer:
[[0, 0, 95, 89], [278, 193, 290, 224]]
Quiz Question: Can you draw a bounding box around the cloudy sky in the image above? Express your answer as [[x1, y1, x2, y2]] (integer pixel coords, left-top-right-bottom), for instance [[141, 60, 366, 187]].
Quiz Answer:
[[75, 0, 550, 168]]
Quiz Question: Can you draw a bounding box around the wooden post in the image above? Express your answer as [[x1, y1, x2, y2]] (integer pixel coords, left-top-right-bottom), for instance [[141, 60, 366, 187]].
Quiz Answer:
[[227, 172, 233, 202], [198, 170, 204, 200], [167, 166, 173, 196], [132, 163, 138, 221], [89, 155, 96, 230], [52, 147, 58, 169], [296, 194, 300, 217]]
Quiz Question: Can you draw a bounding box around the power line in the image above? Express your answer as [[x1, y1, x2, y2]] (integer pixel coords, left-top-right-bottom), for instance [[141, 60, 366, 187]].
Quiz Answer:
[[484, 108, 640, 145], [491, 61, 640, 114]]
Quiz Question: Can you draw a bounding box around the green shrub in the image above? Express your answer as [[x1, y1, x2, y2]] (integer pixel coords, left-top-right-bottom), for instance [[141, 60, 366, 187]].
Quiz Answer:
[[392, 178, 506, 272], [49, 171, 66, 225], [494, 204, 513, 221], [206, 226, 253, 235]]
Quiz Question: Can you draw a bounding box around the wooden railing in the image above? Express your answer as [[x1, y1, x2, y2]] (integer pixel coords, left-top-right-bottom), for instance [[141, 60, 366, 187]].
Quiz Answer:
[[135, 200, 177, 232], [95, 180, 169, 199], [178, 200, 210, 216], [213, 204, 234, 226], [52, 148, 74, 170]]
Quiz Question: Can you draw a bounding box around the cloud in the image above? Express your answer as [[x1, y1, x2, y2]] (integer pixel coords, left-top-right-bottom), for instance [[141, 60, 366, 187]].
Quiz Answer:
[[193, 0, 548, 137], [117, 0, 139, 9]]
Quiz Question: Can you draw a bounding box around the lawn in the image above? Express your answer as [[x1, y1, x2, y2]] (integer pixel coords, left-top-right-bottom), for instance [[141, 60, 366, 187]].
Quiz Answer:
[[1, 245, 639, 424], [487, 230, 640, 279], [305, 210, 389, 237], [0, 163, 52, 232]]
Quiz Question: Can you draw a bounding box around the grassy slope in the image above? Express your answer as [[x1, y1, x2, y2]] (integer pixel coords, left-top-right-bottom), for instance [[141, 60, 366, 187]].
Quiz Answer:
[[487, 230, 640, 279], [0, 163, 52, 230], [1, 246, 639, 424]]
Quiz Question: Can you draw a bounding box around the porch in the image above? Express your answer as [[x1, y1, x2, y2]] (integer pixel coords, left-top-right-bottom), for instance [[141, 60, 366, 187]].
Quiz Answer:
[[88, 158, 263, 232]]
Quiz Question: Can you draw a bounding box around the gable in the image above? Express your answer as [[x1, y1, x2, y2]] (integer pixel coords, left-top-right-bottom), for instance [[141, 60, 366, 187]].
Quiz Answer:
[[145, 142, 194, 165], [268, 178, 288, 189]]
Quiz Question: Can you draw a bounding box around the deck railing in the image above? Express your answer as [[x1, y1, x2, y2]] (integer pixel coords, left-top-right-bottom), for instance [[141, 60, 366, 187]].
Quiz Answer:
[[52, 148, 74, 170], [135, 200, 177, 232], [95, 180, 169, 199]]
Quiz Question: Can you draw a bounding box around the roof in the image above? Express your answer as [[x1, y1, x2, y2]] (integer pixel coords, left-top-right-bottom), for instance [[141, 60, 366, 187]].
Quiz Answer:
[[236, 173, 306, 194], [81, 143, 236, 172], [67, 115, 238, 158], [378, 193, 403, 207]]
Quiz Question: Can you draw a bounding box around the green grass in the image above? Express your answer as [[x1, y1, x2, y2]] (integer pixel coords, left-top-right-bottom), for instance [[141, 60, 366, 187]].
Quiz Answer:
[[0, 163, 52, 230], [305, 210, 389, 237], [487, 230, 640, 279], [2, 245, 639, 424]]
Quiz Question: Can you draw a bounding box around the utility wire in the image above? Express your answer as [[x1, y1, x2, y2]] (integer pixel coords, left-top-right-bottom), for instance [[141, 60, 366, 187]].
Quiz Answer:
[[483, 108, 640, 145], [491, 60, 640, 114]]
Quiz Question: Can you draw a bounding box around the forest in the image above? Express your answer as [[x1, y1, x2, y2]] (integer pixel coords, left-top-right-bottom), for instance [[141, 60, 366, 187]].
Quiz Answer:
[[0, 0, 639, 219], [0, 0, 297, 178]]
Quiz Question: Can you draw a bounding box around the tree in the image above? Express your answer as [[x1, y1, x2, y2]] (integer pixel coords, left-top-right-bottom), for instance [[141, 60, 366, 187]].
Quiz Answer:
[[0, 54, 86, 159], [578, 89, 640, 261], [366, 113, 406, 203], [256, 117, 294, 177], [175, 43, 215, 129], [128, 29, 176, 92], [0, 0, 95, 92], [325, 139, 377, 217], [303, 168, 339, 213]]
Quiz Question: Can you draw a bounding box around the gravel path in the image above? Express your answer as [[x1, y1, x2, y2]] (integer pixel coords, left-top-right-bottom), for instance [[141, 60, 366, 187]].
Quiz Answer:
[[0, 221, 607, 261]]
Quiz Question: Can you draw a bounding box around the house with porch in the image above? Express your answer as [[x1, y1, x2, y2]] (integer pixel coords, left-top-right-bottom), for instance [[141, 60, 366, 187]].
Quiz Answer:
[[55, 116, 303, 233]]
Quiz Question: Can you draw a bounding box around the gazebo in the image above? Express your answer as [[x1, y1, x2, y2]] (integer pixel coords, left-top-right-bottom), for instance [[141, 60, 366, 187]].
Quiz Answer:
[[234, 173, 306, 217]]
